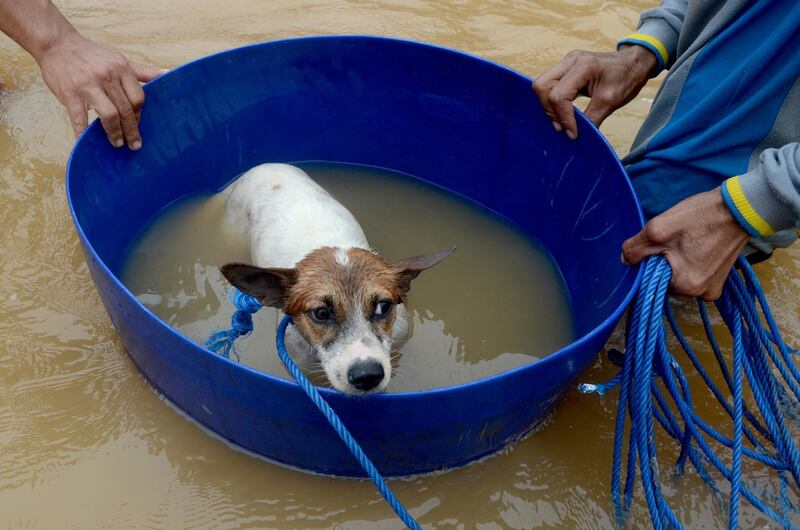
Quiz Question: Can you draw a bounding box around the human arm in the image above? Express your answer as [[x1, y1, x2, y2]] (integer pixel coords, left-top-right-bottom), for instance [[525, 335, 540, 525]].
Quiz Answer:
[[532, 0, 688, 139], [622, 143, 800, 300], [0, 0, 164, 148], [720, 144, 800, 241]]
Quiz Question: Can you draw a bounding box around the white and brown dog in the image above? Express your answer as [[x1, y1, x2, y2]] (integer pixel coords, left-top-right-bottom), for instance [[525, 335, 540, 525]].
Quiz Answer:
[[220, 163, 454, 395]]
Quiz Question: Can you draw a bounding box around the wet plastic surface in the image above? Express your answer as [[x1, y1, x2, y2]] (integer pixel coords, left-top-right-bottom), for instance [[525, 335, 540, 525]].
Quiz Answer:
[[67, 36, 643, 476]]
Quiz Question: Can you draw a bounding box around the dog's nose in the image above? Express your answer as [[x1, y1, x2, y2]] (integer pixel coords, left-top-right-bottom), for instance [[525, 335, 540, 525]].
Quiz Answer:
[[347, 360, 385, 391]]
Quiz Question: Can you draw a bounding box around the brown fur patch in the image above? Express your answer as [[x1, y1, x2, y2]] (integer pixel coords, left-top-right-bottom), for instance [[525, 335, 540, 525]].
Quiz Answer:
[[284, 247, 407, 347]]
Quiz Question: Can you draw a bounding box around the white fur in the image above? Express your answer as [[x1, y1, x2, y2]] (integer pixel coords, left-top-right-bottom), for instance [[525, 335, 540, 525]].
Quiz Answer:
[[316, 307, 393, 394], [334, 247, 350, 266], [223, 163, 409, 394], [224, 163, 370, 268]]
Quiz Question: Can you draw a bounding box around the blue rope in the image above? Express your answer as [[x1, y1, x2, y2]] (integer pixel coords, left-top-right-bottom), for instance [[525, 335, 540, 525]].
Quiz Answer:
[[206, 292, 421, 529], [274, 316, 422, 529], [581, 255, 800, 529], [204, 289, 263, 360]]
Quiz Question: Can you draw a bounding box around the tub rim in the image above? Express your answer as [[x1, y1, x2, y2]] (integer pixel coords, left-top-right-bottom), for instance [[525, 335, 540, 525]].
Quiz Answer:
[[65, 34, 646, 402]]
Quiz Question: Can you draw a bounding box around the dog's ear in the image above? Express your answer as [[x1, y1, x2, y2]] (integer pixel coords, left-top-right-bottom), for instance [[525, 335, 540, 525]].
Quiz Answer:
[[219, 263, 298, 308], [393, 245, 456, 294]]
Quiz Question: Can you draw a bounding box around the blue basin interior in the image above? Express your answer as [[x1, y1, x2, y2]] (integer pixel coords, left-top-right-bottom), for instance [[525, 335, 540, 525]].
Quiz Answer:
[[67, 36, 643, 476]]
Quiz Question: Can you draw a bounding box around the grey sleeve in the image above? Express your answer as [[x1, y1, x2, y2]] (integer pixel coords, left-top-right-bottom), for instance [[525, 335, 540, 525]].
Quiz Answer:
[[618, 0, 689, 69], [722, 143, 800, 237]]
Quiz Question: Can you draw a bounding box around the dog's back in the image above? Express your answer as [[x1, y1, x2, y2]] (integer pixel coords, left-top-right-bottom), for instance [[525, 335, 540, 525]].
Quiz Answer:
[[223, 164, 370, 268]]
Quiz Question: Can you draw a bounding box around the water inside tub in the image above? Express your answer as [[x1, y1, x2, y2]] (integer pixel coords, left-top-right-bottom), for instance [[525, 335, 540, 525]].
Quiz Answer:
[[121, 162, 574, 392]]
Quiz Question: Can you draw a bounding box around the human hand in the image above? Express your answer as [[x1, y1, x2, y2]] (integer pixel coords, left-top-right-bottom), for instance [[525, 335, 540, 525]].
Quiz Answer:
[[532, 45, 657, 139], [36, 33, 164, 149], [621, 188, 750, 301]]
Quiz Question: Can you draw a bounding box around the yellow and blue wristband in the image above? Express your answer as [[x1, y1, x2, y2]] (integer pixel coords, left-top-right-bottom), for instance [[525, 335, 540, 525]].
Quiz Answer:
[[617, 33, 669, 72], [721, 175, 776, 237]]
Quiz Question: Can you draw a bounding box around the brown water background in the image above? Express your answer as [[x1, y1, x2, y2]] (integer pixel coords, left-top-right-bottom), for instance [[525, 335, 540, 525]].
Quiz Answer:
[[2, 1, 799, 528]]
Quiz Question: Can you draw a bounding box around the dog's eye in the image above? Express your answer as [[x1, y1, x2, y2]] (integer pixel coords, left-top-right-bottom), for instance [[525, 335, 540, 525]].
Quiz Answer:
[[373, 300, 393, 319], [309, 306, 334, 323]]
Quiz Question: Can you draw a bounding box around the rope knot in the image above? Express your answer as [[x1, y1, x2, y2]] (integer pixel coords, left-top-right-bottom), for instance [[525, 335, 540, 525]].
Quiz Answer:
[[204, 288, 263, 360], [230, 289, 263, 312]]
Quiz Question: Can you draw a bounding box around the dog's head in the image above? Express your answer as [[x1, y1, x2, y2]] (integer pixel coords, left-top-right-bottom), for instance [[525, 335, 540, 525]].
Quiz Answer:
[[220, 245, 455, 395]]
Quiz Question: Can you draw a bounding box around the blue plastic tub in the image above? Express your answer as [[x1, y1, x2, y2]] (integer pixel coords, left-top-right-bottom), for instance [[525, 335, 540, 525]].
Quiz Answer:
[[66, 36, 644, 477]]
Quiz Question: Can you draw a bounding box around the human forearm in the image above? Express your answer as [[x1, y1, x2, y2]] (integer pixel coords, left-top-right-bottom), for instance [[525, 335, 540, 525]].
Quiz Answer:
[[532, 2, 668, 140], [532, 44, 657, 139], [0, 0, 165, 148], [617, 0, 688, 72], [620, 143, 800, 300], [0, 0, 79, 62], [621, 189, 749, 301], [722, 143, 800, 237]]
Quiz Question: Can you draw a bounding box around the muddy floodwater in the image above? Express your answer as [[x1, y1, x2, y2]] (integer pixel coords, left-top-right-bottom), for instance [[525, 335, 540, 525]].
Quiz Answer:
[[121, 163, 574, 392], [1, 1, 799, 528]]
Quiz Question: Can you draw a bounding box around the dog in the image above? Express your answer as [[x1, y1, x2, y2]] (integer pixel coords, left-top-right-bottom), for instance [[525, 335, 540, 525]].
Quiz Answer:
[[219, 163, 455, 395]]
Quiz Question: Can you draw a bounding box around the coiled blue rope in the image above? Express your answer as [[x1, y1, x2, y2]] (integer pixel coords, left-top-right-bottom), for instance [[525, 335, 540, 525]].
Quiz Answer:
[[206, 289, 422, 529], [581, 255, 800, 529]]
